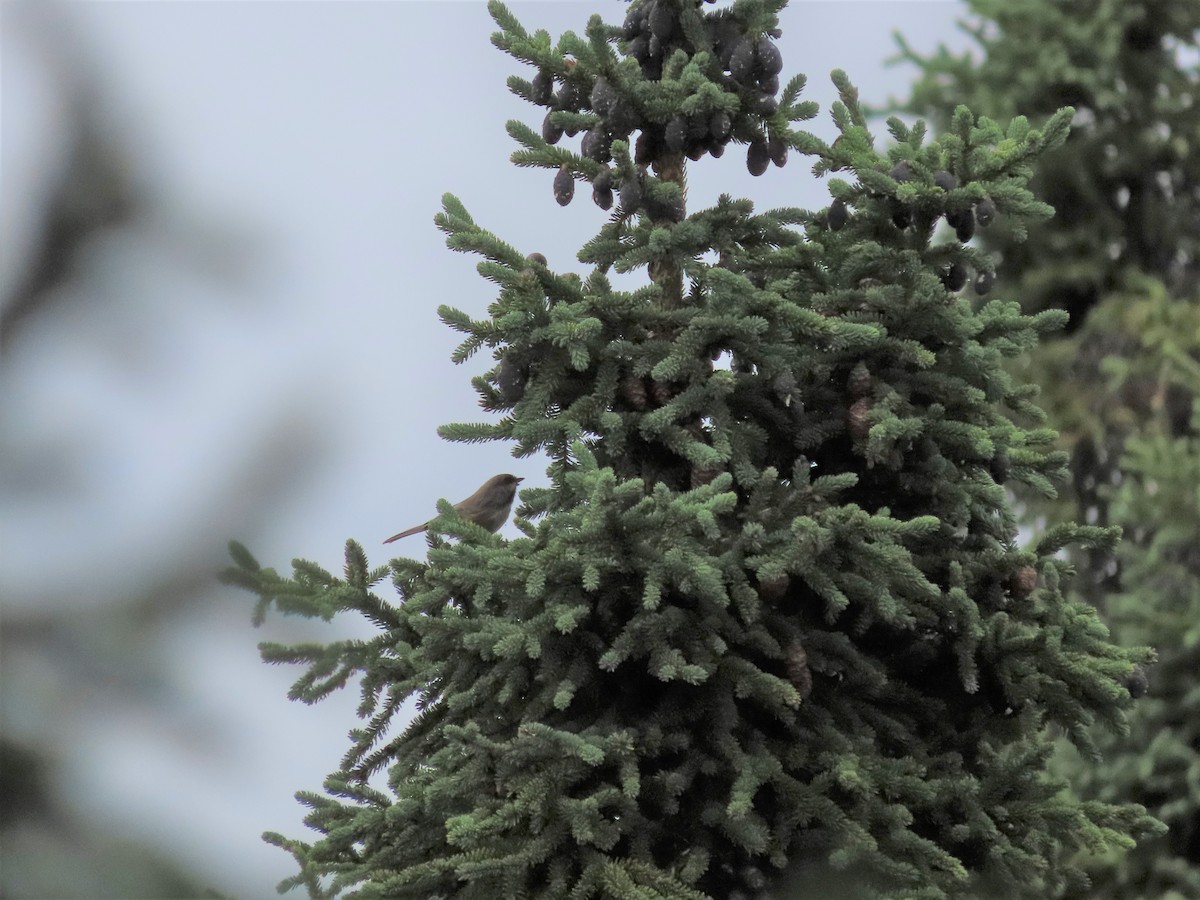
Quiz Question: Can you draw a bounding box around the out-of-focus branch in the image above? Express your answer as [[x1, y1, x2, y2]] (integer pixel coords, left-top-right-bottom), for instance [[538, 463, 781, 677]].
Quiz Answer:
[[1, 1, 141, 351]]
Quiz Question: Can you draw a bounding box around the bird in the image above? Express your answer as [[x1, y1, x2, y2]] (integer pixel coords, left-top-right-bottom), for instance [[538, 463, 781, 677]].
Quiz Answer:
[[383, 473, 523, 543]]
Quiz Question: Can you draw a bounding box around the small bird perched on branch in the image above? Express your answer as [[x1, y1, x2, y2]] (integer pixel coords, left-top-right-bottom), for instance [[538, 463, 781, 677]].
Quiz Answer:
[[384, 473, 523, 543]]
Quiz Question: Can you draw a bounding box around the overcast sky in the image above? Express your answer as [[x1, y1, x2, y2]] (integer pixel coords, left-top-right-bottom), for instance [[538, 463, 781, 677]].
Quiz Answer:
[[2, 2, 973, 895]]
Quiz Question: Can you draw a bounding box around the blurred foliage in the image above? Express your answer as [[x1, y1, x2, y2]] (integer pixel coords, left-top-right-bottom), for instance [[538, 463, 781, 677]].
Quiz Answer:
[[1, 6, 307, 897], [0, 739, 208, 898], [893, 0, 1200, 895]]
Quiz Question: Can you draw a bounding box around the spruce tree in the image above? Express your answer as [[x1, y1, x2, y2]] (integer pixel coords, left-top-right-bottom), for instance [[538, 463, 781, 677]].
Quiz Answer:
[[223, 1, 1164, 896], [892, 1, 1200, 894], [891, 0, 1200, 606]]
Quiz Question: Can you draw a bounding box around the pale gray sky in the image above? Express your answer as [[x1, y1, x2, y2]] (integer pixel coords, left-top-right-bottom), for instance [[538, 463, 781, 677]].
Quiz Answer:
[[2, 2, 973, 895]]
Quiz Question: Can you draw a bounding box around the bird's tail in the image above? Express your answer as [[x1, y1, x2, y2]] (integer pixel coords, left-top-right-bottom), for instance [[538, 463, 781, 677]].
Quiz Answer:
[[383, 523, 428, 543]]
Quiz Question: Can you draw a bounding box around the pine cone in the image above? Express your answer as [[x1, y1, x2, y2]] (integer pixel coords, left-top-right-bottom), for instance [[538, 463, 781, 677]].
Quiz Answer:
[[622, 3, 645, 40], [1124, 665, 1150, 699], [542, 113, 564, 145], [709, 110, 732, 142], [619, 376, 648, 410], [940, 262, 968, 292], [665, 115, 688, 153], [496, 357, 528, 404], [653, 192, 686, 223], [730, 36, 756, 84], [581, 126, 612, 163], [592, 168, 614, 210], [756, 37, 783, 75], [889, 160, 915, 183], [593, 186, 614, 210], [785, 639, 812, 699], [554, 83, 579, 113], [531, 71, 554, 105], [608, 98, 640, 135], [758, 574, 789, 600], [620, 172, 643, 212], [650, 380, 675, 407], [647, 0, 675, 40], [767, 136, 788, 168], [828, 198, 849, 231], [974, 270, 995, 295], [975, 197, 996, 226], [989, 448, 1010, 483], [747, 138, 770, 176], [590, 77, 616, 117], [952, 208, 976, 242], [553, 165, 575, 206], [749, 93, 778, 116], [772, 370, 798, 405], [848, 361, 872, 398], [635, 129, 660, 165], [710, 13, 740, 67], [627, 33, 650, 63], [848, 397, 872, 440], [1008, 565, 1038, 598], [933, 170, 957, 191]]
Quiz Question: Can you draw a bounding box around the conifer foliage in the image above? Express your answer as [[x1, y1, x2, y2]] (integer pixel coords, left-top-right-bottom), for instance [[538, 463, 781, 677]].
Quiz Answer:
[[223, 1, 1162, 896], [893, 0, 1199, 894]]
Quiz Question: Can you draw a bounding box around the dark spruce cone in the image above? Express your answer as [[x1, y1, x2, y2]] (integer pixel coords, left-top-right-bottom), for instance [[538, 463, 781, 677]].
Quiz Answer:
[[767, 136, 788, 168], [933, 170, 958, 192], [828, 198, 849, 231], [553, 165, 575, 206], [531, 70, 553, 105], [747, 138, 771, 176], [974, 269, 995, 296], [940, 262, 968, 292]]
